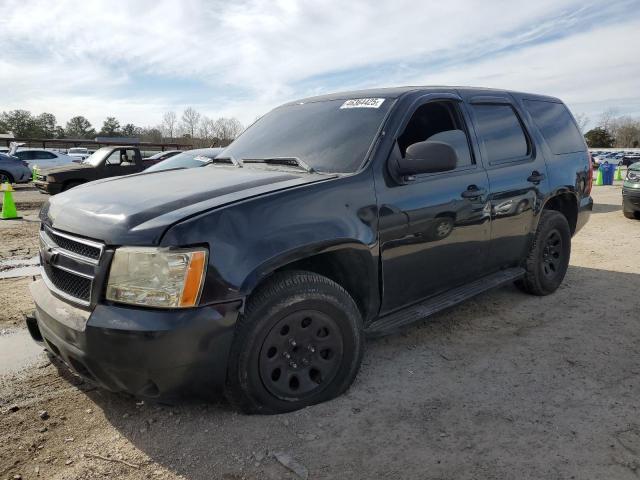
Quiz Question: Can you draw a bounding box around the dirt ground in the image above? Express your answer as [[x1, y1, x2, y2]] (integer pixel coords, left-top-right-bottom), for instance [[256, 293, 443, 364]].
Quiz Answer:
[[1, 184, 639, 480]]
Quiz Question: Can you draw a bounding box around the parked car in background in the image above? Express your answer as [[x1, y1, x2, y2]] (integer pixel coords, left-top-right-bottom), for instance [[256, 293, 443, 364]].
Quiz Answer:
[[29, 86, 592, 413], [67, 147, 91, 162], [12, 148, 76, 171], [143, 150, 183, 165], [144, 148, 223, 172], [0, 153, 32, 183], [621, 154, 640, 167], [34, 146, 150, 194], [622, 162, 640, 219]]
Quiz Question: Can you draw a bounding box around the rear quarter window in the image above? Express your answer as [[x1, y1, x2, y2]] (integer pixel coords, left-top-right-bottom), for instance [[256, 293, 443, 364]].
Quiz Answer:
[[523, 100, 586, 155]]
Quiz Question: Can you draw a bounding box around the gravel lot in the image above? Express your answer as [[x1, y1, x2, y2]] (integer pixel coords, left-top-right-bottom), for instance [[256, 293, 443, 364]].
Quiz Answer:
[[1, 184, 639, 480]]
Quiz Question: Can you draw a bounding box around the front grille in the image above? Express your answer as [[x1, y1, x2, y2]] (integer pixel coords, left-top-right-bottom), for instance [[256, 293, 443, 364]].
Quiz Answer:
[[44, 226, 101, 260], [40, 226, 104, 306], [42, 261, 92, 301]]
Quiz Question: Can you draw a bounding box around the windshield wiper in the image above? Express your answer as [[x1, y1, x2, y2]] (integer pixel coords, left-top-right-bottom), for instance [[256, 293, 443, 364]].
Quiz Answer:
[[241, 157, 315, 173], [206, 154, 242, 167]]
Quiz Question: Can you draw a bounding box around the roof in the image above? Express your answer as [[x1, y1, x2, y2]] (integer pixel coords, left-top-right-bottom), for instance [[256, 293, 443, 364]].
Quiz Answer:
[[285, 86, 561, 105]]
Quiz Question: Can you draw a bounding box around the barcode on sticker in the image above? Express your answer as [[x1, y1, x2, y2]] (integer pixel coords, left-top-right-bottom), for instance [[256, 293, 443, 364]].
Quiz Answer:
[[340, 98, 385, 109]]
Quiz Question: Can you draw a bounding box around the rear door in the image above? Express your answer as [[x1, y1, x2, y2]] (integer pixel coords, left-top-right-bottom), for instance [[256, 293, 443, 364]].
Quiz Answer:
[[460, 91, 550, 271]]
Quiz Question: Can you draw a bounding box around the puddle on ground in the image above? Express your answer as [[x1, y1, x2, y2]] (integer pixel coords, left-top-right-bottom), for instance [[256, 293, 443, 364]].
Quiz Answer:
[[0, 329, 45, 376], [0, 256, 40, 279]]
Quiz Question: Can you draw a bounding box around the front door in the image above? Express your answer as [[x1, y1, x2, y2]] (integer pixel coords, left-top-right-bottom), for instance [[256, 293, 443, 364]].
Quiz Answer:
[[378, 98, 491, 314], [103, 148, 140, 177], [460, 92, 550, 271]]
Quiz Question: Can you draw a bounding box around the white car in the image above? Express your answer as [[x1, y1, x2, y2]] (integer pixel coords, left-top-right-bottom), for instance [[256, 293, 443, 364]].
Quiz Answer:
[[67, 147, 91, 161], [11, 148, 76, 171]]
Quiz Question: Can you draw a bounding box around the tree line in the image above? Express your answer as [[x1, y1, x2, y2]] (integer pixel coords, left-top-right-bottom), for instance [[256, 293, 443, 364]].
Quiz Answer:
[[579, 110, 640, 148], [0, 108, 244, 147]]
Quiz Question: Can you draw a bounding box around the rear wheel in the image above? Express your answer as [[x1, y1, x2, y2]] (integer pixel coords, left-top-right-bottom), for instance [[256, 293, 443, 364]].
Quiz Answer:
[[225, 271, 364, 414], [516, 210, 571, 296], [0, 171, 14, 184]]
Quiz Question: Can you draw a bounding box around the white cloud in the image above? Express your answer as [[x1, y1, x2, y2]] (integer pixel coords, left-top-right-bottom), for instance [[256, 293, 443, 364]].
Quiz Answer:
[[0, 0, 638, 128]]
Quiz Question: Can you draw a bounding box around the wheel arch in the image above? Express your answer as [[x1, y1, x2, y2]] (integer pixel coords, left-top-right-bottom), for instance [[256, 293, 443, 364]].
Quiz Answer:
[[0, 170, 15, 183], [540, 190, 579, 235], [240, 241, 379, 323]]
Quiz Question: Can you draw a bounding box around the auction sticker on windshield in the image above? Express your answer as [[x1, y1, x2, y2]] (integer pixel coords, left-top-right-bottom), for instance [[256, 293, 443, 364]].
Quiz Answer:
[[340, 98, 385, 109]]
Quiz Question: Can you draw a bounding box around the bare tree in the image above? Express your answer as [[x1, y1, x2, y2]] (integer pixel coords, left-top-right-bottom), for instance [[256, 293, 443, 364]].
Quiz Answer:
[[181, 107, 201, 138], [598, 108, 619, 131], [162, 111, 177, 140], [610, 116, 640, 148], [573, 113, 589, 133], [212, 117, 244, 146], [198, 116, 217, 147]]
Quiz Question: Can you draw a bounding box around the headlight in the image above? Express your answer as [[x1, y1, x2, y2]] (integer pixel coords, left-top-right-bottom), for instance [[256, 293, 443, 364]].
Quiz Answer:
[[106, 247, 207, 308], [627, 170, 640, 182]]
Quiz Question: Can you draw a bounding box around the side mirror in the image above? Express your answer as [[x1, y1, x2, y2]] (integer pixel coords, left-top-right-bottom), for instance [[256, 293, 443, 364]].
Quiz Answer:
[[398, 141, 457, 176]]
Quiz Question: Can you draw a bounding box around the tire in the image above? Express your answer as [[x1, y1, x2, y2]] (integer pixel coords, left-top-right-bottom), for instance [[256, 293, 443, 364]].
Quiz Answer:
[[428, 217, 454, 240], [623, 209, 638, 220], [0, 171, 14, 184], [516, 210, 571, 296], [225, 271, 364, 414]]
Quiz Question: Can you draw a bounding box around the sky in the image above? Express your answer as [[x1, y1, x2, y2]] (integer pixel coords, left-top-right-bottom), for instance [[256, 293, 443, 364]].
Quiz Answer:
[[1, 0, 640, 131]]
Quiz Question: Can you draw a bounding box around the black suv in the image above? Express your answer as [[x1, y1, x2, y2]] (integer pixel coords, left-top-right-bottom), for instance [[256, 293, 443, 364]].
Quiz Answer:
[[29, 87, 593, 413]]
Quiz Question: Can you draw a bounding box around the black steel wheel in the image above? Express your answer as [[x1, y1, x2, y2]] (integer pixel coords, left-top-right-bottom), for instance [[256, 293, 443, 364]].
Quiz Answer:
[[226, 271, 364, 414], [541, 229, 563, 279], [258, 309, 344, 401]]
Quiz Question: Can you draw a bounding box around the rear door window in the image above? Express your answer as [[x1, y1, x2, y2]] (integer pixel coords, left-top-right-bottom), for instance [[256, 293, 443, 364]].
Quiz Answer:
[[16, 151, 35, 160], [523, 100, 586, 154], [471, 104, 530, 164], [34, 151, 57, 159]]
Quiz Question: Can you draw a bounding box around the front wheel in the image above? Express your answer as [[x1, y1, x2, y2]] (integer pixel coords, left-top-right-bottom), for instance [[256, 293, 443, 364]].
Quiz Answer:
[[225, 271, 364, 414], [0, 171, 14, 184], [516, 210, 571, 296], [623, 209, 638, 220]]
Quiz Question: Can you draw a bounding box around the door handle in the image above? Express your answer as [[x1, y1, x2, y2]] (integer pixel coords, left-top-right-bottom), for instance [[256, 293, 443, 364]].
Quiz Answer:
[[527, 171, 546, 183], [461, 186, 487, 198]]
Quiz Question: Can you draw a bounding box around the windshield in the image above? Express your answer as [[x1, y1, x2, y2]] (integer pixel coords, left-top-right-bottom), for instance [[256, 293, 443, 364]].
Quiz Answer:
[[147, 150, 178, 160], [145, 149, 221, 172], [82, 147, 113, 166], [221, 98, 393, 173]]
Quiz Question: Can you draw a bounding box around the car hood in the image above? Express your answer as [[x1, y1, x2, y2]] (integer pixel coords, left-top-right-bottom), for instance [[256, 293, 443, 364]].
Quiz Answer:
[[629, 161, 640, 171], [40, 162, 93, 175], [42, 166, 337, 245]]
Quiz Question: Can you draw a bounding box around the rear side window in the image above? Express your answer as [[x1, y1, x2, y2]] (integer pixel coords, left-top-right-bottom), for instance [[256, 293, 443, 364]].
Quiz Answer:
[[17, 151, 42, 160], [471, 104, 529, 164], [34, 151, 57, 159], [523, 100, 586, 155]]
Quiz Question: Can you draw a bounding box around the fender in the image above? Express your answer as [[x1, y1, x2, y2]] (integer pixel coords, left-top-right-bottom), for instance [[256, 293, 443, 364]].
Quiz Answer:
[[535, 187, 580, 230], [238, 240, 380, 322], [239, 239, 375, 295]]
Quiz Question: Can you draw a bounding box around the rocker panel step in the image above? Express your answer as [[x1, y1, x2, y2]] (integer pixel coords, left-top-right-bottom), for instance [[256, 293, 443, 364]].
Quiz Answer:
[[365, 267, 525, 337]]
